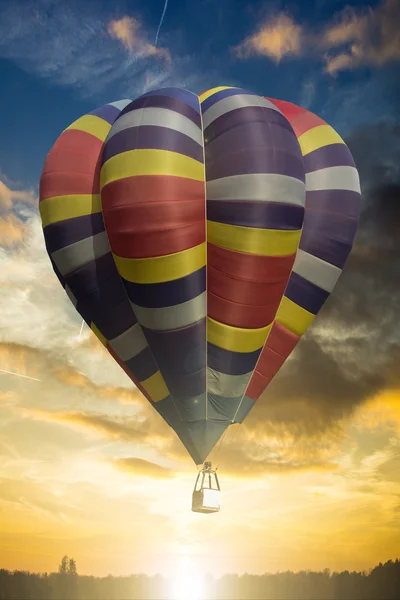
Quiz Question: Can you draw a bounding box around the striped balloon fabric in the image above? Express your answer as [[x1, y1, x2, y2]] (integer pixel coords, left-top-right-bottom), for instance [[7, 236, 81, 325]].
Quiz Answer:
[[39, 86, 361, 465]]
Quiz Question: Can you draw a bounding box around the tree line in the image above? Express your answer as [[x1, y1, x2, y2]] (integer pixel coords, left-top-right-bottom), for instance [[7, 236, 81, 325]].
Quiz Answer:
[[0, 556, 399, 599]]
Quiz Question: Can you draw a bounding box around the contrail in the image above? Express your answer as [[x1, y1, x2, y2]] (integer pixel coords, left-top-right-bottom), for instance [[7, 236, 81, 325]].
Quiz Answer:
[[155, 0, 169, 47], [78, 319, 85, 339], [0, 368, 42, 382]]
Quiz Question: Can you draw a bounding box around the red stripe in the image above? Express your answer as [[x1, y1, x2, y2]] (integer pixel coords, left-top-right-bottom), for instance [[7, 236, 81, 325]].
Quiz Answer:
[[207, 243, 296, 282], [207, 267, 288, 328], [268, 98, 304, 120], [102, 176, 206, 258], [40, 130, 103, 201], [246, 370, 271, 401], [40, 172, 97, 200], [246, 322, 301, 399], [107, 344, 154, 404], [101, 175, 205, 208], [265, 321, 301, 357], [103, 200, 205, 258], [208, 293, 280, 329], [268, 98, 326, 138]]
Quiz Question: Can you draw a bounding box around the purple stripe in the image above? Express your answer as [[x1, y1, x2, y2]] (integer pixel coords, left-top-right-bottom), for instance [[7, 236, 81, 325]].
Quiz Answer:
[[306, 189, 361, 219], [65, 253, 137, 339], [303, 211, 359, 245], [143, 320, 206, 401], [207, 200, 304, 230], [300, 211, 358, 268], [141, 87, 200, 113], [206, 120, 301, 166], [118, 96, 201, 127], [124, 267, 206, 308], [201, 88, 258, 113], [204, 107, 304, 182], [204, 106, 294, 143], [303, 143, 356, 173], [90, 104, 121, 125], [285, 272, 330, 315], [299, 232, 353, 269], [207, 343, 260, 376], [44, 213, 105, 254], [206, 147, 304, 182], [102, 126, 203, 164], [125, 347, 157, 382]]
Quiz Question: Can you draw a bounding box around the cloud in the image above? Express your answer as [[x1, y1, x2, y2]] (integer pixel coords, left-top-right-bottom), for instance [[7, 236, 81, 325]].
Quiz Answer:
[[113, 457, 174, 478], [234, 0, 400, 74], [0, 0, 190, 100], [107, 16, 171, 64], [234, 13, 303, 62], [322, 0, 400, 74], [0, 178, 37, 249]]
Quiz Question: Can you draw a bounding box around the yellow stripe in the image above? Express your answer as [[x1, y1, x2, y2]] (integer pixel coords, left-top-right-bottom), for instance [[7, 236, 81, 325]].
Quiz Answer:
[[207, 317, 272, 353], [66, 115, 111, 142], [90, 323, 107, 346], [141, 371, 169, 403], [207, 221, 301, 257], [298, 125, 344, 156], [39, 194, 101, 227], [276, 296, 315, 336], [113, 242, 206, 284], [199, 86, 234, 103], [100, 149, 204, 188]]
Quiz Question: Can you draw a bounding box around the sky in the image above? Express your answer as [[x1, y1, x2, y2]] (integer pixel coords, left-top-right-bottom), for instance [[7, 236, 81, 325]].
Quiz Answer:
[[0, 0, 400, 583]]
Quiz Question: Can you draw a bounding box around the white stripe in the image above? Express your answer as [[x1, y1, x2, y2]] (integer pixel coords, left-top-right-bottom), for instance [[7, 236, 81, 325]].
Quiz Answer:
[[51, 232, 110, 276], [207, 368, 252, 398], [108, 99, 132, 110], [109, 323, 148, 362], [206, 173, 305, 206], [131, 292, 206, 331], [293, 249, 342, 292], [306, 166, 361, 193], [106, 107, 203, 145], [203, 95, 281, 129]]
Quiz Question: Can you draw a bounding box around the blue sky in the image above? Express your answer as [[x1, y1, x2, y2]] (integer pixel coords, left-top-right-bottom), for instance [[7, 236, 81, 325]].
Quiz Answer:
[[0, 0, 399, 187]]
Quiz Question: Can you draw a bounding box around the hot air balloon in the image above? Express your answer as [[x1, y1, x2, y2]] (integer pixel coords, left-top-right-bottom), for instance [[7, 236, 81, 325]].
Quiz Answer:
[[39, 86, 361, 514]]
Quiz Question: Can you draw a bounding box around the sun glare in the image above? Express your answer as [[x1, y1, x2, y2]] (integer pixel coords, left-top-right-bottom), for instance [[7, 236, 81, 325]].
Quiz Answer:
[[170, 554, 204, 600]]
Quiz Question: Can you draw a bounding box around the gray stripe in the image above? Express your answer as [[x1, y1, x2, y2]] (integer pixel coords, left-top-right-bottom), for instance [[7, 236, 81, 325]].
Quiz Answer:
[[293, 249, 342, 292], [207, 173, 305, 206], [306, 166, 361, 192], [207, 367, 253, 398], [106, 107, 203, 145], [51, 232, 110, 276], [108, 99, 132, 110], [131, 292, 206, 331], [65, 285, 77, 306], [109, 323, 148, 361], [202, 95, 281, 129]]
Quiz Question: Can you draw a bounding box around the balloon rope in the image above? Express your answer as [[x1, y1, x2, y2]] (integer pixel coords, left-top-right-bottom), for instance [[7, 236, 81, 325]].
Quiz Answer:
[[212, 425, 231, 470]]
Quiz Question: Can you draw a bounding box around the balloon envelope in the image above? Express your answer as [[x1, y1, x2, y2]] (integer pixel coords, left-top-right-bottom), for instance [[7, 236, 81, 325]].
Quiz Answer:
[[39, 87, 361, 464]]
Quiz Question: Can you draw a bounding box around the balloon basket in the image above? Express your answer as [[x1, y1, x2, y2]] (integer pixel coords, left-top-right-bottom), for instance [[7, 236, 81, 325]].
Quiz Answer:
[[192, 462, 220, 513]]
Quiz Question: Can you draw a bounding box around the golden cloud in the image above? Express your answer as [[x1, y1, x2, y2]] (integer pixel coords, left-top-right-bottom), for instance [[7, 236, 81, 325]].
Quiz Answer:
[[322, 0, 400, 74], [113, 456, 174, 478], [0, 180, 36, 211], [107, 16, 171, 64], [234, 0, 400, 74], [234, 13, 303, 62], [0, 179, 37, 249]]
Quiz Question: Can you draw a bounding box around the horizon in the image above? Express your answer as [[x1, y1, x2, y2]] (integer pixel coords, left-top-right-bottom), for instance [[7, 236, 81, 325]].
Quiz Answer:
[[0, 0, 400, 587]]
